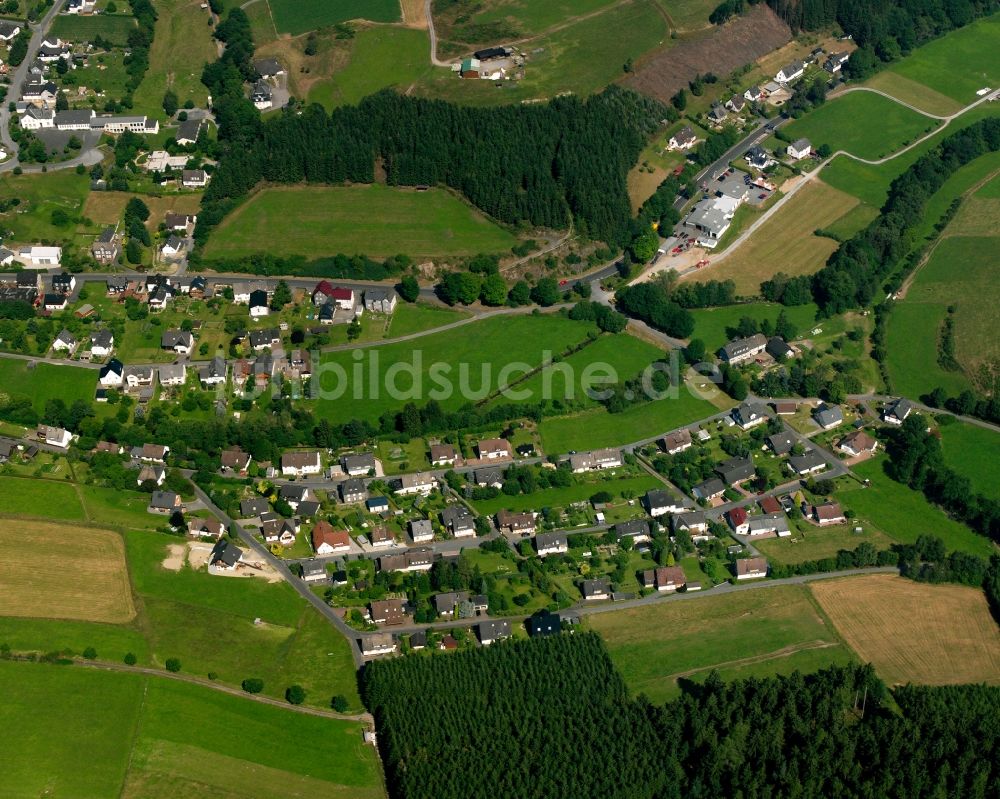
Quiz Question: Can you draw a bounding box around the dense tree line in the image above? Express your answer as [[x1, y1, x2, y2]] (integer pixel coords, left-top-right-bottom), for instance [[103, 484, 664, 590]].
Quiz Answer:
[[766, 0, 999, 80], [123, 0, 157, 96], [363, 633, 668, 799], [812, 118, 1000, 315], [922, 385, 1000, 426], [615, 283, 695, 338], [364, 632, 1000, 799], [885, 414, 1000, 543], [190, 251, 410, 281]]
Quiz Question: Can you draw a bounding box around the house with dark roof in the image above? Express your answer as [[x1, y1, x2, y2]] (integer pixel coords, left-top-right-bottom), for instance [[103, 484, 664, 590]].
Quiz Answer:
[[581, 579, 611, 601], [160, 329, 193, 354], [148, 490, 181, 514], [339, 478, 366, 503], [719, 333, 767, 365], [673, 510, 708, 536], [364, 287, 397, 314], [175, 119, 203, 146], [767, 431, 796, 455], [615, 519, 651, 544], [210, 540, 243, 571], [440, 505, 475, 537], [716, 456, 755, 485], [249, 289, 269, 318], [644, 488, 684, 517], [91, 227, 120, 264], [496, 509, 535, 535], [477, 619, 511, 645], [882, 398, 913, 426], [766, 336, 794, 360], [534, 531, 568, 557], [692, 477, 726, 501], [812, 404, 844, 430], [732, 402, 768, 429], [342, 452, 377, 476], [788, 450, 827, 476], [526, 611, 561, 637], [474, 467, 504, 488]]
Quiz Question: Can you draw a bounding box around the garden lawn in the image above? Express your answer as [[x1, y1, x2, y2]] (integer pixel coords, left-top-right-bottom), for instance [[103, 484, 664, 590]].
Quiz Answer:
[[50, 13, 136, 44], [470, 473, 661, 516], [270, 0, 400, 35], [0, 661, 384, 799], [839, 457, 995, 558], [688, 302, 818, 352], [312, 313, 594, 424], [938, 421, 1000, 501], [0, 170, 91, 244], [307, 25, 431, 109], [538, 389, 719, 454], [384, 302, 471, 338], [755, 523, 895, 566], [205, 185, 518, 261], [871, 14, 1000, 107], [0, 476, 85, 520], [586, 585, 853, 703], [784, 91, 938, 161]]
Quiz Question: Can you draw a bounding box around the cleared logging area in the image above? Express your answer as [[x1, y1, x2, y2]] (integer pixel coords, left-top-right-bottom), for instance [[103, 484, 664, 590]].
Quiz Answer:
[[0, 522, 136, 624], [686, 179, 860, 294], [811, 574, 1000, 686], [625, 5, 791, 104]]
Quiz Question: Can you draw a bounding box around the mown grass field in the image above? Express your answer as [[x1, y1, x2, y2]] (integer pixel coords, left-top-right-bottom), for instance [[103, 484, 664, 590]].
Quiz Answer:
[[0, 360, 96, 411], [313, 313, 594, 424], [205, 184, 518, 260], [537, 389, 723, 456], [840, 457, 996, 558], [0, 522, 135, 623], [864, 71, 964, 116], [811, 574, 1000, 686], [307, 25, 432, 109], [869, 13, 1000, 107], [687, 301, 818, 352], [471, 473, 661, 516], [755, 523, 895, 566], [784, 91, 938, 161], [0, 661, 384, 799], [83, 190, 203, 230], [586, 585, 854, 703], [50, 12, 136, 45], [133, 0, 217, 114], [270, 0, 400, 35], [0, 476, 85, 520], [688, 180, 859, 294], [938, 420, 1000, 500], [384, 302, 470, 338]]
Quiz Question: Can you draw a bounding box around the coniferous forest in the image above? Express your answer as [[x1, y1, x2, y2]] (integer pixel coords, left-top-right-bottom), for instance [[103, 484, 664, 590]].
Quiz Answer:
[[363, 632, 1000, 799]]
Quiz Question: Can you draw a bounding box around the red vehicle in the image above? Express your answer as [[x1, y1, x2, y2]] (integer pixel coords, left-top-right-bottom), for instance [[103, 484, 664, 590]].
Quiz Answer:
[[558, 279, 569, 286], [671, 246, 683, 255], [696, 259, 710, 268]]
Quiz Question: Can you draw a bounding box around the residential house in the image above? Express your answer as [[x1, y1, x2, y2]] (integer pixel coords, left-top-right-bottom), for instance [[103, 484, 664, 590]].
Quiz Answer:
[[164, 212, 196, 234], [106, 276, 128, 295], [51, 329, 77, 353], [882, 398, 913, 426], [364, 287, 397, 314], [254, 57, 284, 77], [369, 526, 395, 548], [210, 539, 243, 571], [248, 328, 280, 350], [123, 365, 154, 391], [776, 60, 805, 83], [158, 363, 186, 387], [360, 633, 396, 656], [767, 431, 796, 455], [813, 501, 846, 526], [727, 507, 750, 534], [788, 450, 827, 476], [0, 20, 21, 41], [366, 494, 389, 513], [342, 452, 377, 476], [708, 104, 728, 123], [433, 591, 469, 618], [641, 566, 686, 592], [441, 505, 475, 537], [496, 509, 535, 535], [759, 495, 782, 514], [301, 562, 328, 583], [534, 532, 568, 557], [735, 557, 768, 580], [51, 273, 75, 294], [692, 477, 726, 501], [824, 52, 850, 73], [147, 285, 173, 312], [318, 302, 336, 324], [199, 356, 227, 387], [787, 138, 812, 160], [568, 448, 622, 472], [278, 484, 313, 511], [726, 94, 746, 113], [181, 169, 208, 188], [394, 472, 436, 496], [668, 125, 697, 150], [747, 513, 791, 537], [175, 118, 203, 146], [429, 443, 457, 466], [772, 400, 797, 416], [813, 404, 844, 430], [746, 146, 769, 170], [766, 337, 794, 361], [474, 467, 504, 488], [662, 428, 692, 455], [160, 329, 193, 354], [249, 289, 269, 318], [732, 402, 768, 430], [188, 518, 225, 539], [616, 519, 651, 544], [377, 549, 434, 573], [672, 510, 708, 536], [91, 227, 120, 263], [239, 498, 269, 518], [281, 451, 322, 477], [148, 490, 181, 515], [136, 465, 166, 486], [339, 478, 366, 503], [838, 430, 878, 457], [37, 424, 72, 448], [297, 500, 320, 518], [644, 488, 684, 517], [370, 599, 407, 625], [719, 333, 768, 365], [220, 447, 251, 475], [133, 443, 169, 464], [477, 438, 512, 460], [160, 235, 185, 261], [98, 358, 124, 387], [312, 282, 355, 310], [478, 619, 511, 645], [42, 293, 67, 311], [582, 579, 611, 601], [311, 521, 351, 555], [250, 79, 272, 110], [744, 85, 762, 102], [526, 611, 561, 637], [716, 456, 755, 485], [409, 518, 434, 543]]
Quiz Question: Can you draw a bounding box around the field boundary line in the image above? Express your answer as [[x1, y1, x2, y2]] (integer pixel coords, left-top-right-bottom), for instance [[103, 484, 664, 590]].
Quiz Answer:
[[658, 639, 841, 683], [117, 675, 149, 799]]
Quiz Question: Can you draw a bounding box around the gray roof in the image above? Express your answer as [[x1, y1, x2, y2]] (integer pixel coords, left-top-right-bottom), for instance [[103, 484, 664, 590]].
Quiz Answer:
[[149, 490, 179, 510], [158, 363, 185, 383], [673, 510, 706, 530], [534, 531, 567, 549], [343, 452, 376, 472], [211, 539, 243, 567], [161, 329, 192, 349], [813, 404, 844, 427], [767, 431, 796, 455], [340, 477, 366, 498], [645, 488, 676, 510], [176, 118, 202, 142], [440, 505, 474, 529], [615, 519, 650, 539], [687, 199, 731, 237], [720, 333, 768, 361], [693, 477, 725, 498], [790, 138, 811, 151], [54, 109, 94, 126], [716, 456, 755, 484], [788, 450, 827, 474], [254, 58, 282, 76]]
